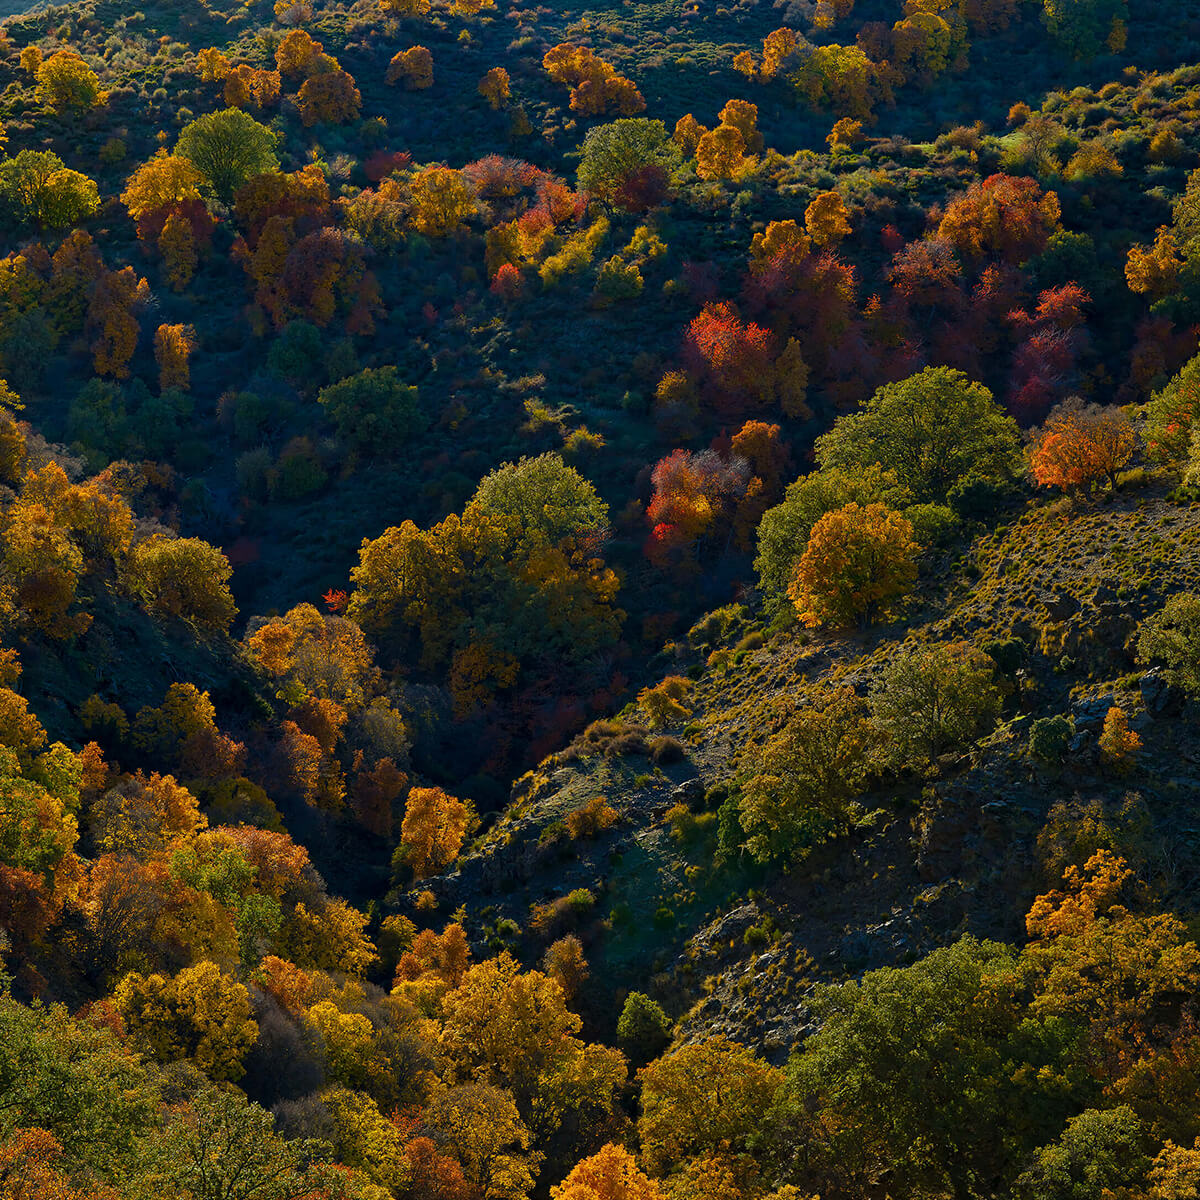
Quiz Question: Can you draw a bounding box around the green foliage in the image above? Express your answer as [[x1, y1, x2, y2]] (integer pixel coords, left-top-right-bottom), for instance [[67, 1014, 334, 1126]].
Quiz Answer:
[[814, 367, 1024, 506], [1016, 1105, 1149, 1199], [1137, 592, 1200, 694], [1042, 0, 1127, 59], [870, 641, 1003, 763], [318, 366, 425, 452], [616, 991, 673, 1065], [176, 108, 280, 203], [0, 150, 99, 229], [1029, 714, 1075, 762], [576, 118, 680, 208]]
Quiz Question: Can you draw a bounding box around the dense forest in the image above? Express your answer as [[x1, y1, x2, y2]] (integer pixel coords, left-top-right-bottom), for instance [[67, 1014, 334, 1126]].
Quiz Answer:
[[7, 0, 1200, 1197]]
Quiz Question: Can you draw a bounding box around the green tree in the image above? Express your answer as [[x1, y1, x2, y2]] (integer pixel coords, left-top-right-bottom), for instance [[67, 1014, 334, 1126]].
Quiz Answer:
[[814, 366, 1023, 505], [1017, 1106, 1149, 1199], [1136, 593, 1200, 695], [1144, 352, 1200, 463], [143, 1083, 374, 1200], [870, 641, 1002, 763], [0, 150, 99, 230], [576, 118, 680, 209], [616, 992, 673, 1066], [740, 685, 882, 861], [771, 938, 1033, 1200], [127, 535, 237, 632], [176, 109, 279, 204], [1042, 0, 1127, 59], [469, 453, 609, 553], [318, 366, 425, 452]]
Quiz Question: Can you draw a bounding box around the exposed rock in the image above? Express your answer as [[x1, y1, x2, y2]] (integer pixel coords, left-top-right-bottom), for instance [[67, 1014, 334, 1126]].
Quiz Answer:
[[1140, 668, 1184, 718]]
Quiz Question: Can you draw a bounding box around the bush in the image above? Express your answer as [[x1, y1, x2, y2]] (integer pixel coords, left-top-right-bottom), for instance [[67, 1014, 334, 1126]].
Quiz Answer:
[[649, 735, 686, 764], [565, 796, 619, 839], [617, 992, 673, 1064], [1029, 715, 1074, 763], [317, 366, 425, 453], [1137, 593, 1200, 694]]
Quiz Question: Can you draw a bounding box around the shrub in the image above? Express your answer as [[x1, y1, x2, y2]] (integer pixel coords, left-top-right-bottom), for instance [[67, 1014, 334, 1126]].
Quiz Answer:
[[565, 795, 619, 839], [1029, 714, 1074, 763]]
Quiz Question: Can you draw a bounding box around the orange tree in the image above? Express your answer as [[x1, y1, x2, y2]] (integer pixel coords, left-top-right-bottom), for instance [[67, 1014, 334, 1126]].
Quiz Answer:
[[787, 502, 918, 628]]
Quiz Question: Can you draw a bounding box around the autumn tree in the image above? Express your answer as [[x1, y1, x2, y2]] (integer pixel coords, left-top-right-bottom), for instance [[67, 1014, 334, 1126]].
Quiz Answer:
[[683, 301, 777, 410], [409, 167, 476, 237], [298, 68, 362, 126], [120, 153, 206, 238], [815, 366, 1023, 503], [553, 1144, 664, 1200], [718, 98, 763, 153], [223, 64, 281, 111], [695, 125, 746, 181], [543, 44, 645, 116], [637, 1037, 783, 1175], [274, 29, 322, 77], [792, 43, 884, 120], [176, 109, 280, 203], [479, 66, 510, 107], [398, 787, 476, 878], [805, 190, 851, 248], [35, 50, 105, 113], [154, 324, 195, 392], [937, 174, 1062, 265], [1029, 399, 1136, 491], [387, 46, 434, 88], [1126, 226, 1183, 301], [788, 502, 918, 628], [114, 960, 258, 1080], [381, 0, 432, 13]]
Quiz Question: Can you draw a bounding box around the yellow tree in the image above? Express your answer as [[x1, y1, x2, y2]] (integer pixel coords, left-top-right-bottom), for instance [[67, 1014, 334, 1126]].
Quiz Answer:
[[387, 46, 434, 89], [399, 786, 476, 878], [35, 49, 105, 113], [479, 66, 511, 108], [409, 167, 476, 236], [154, 323, 195, 391], [695, 125, 745, 181], [121, 154, 206, 227], [805, 190, 851, 248], [114, 960, 259, 1080], [552, 1143, 664, 1200], [787, 502, 918, 628]]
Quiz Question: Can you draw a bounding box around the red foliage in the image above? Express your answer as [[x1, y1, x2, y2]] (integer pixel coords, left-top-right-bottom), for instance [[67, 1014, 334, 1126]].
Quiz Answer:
[[490, 262, 524, 302], [683, 301, 777, 412], [364, 150, 412, 183], [1007, 284, 1091, 422]]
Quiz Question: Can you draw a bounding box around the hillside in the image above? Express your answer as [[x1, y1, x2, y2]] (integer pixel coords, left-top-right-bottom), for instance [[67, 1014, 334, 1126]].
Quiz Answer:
[[5, 1, 1200, 1199]]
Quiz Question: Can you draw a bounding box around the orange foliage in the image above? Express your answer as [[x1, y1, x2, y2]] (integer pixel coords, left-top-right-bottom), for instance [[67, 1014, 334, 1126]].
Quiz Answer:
[[275, 29, 323, 78], [387, 46, 434, 89], [683, 301, 777, 410], [394, 921, 470, 987], [223, 64, 281, 110], [87, 267, 149, 379], [298, 68, 361, 126], [543, 43, 645, 116], [937, 173, 1062, 264], [399, 787, 476, 879], [1029, 401, 1135, 492], [154, 323, 195, 391], [479, 65, 510, 108]]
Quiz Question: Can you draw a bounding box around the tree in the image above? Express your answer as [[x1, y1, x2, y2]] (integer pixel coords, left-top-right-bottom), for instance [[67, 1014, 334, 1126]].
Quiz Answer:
[[114, 961, 258, 1080], [409, 167, 476, 237], [438, 953, 626, 1145], [1126, 227, 1183, 301], [805, 191, 851, 248], [318, 366, 425, 451], [543, 44, 645, 116], [552, 1144, 664, 1200], [143, 1083, 366, 1200], [637, 1037, 782, 1174], [154, 323, 195, 392], [423, 1084, 536, 1200], [35, 50, 105, 113], [815, 366, 1023, 504], [387, 46, 434, 88], [754, 466, 911, 610], [273, 29, 323, 77], [616, 993, 672, 1066], [224, 65, 281, 111], [740, 685, 881, 860], [176, 109, 279, 203], [869, 641, 1002, 763], [0, 151, 99, 230], [1042, 0, 1128, 59], [792, 43, 883, 120], [126, 535, 237, 631], [683, 302, 777, 410], [787, 502, 918, 628], [398, 787, 476, 878], [576, 119, 679, 210], [937, 174, 1062, 265], [695, 125, 746, 181], [479, 66, 510, 108], [381, 0, 432, 12], [121, 153, 206, 231], [1098, 705, 1140, 772], [1137, 593, 1200, 695], [773, 938, 1026, 1200], [1144, 353, 1200, 463], [297, 68, 362, 126], [1029, 400, 1136, 491]]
